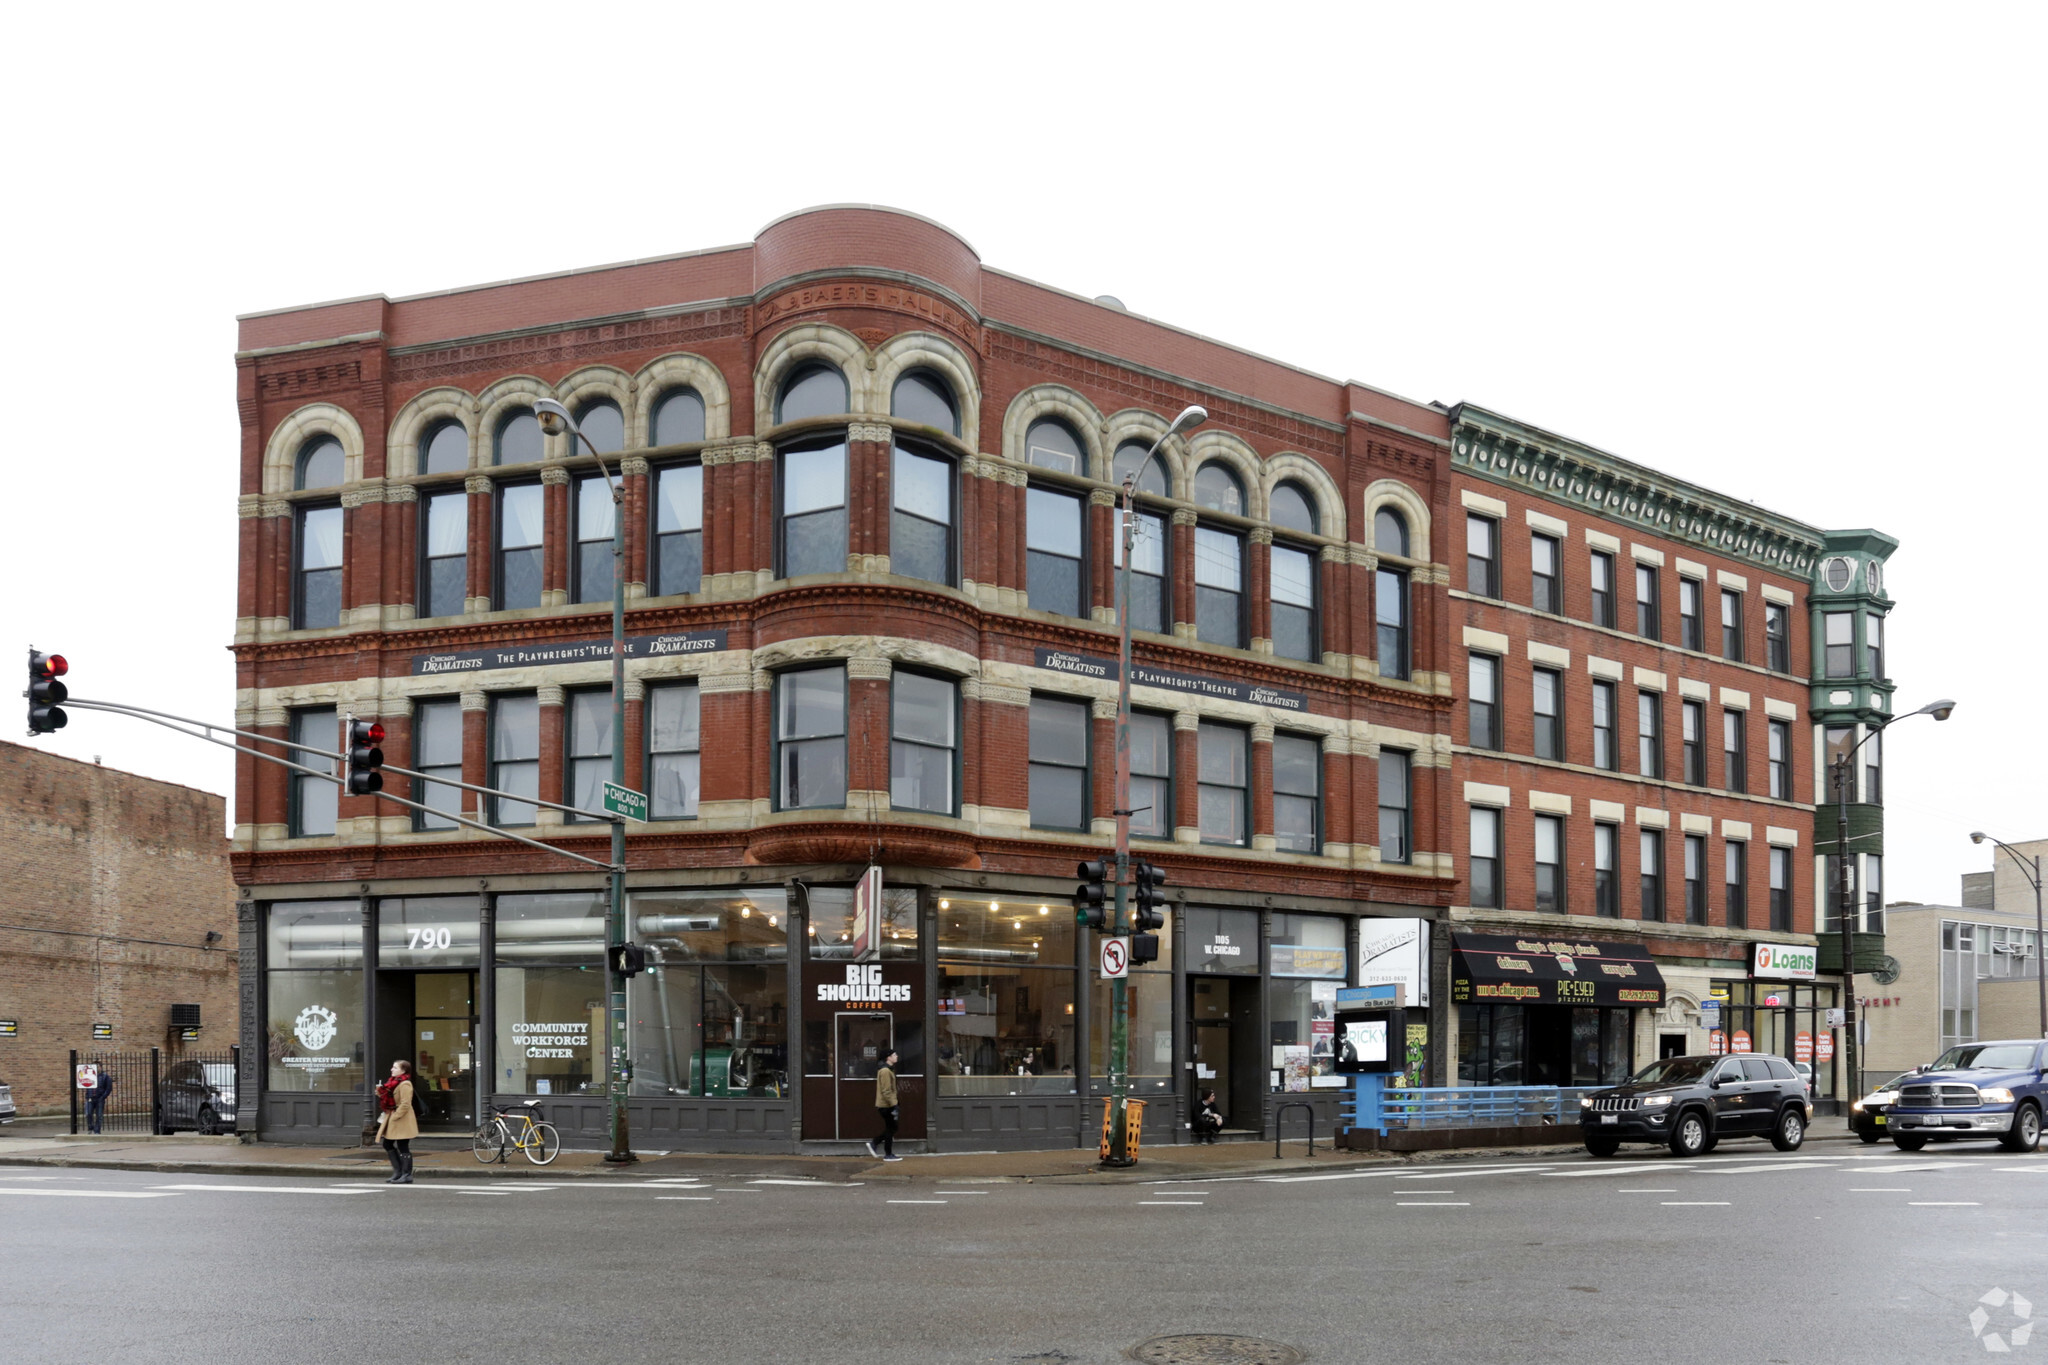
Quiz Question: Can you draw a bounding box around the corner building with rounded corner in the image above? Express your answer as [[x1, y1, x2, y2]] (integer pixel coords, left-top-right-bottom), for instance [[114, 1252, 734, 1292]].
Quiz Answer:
[[230, 206, 1889, 1152]]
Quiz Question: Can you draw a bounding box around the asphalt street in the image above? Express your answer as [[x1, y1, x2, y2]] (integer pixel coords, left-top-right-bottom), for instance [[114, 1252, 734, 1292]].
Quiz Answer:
[[6, 1142, 2045, 1364]]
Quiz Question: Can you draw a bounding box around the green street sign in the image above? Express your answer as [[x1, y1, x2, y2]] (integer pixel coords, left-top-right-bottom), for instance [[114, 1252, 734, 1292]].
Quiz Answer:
[[601, 782, 647, 822]]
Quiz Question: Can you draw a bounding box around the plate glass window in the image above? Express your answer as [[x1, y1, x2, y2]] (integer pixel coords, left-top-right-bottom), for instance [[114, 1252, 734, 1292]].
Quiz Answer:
[[419, 490, 467, 618], [1721, 590, 1744, 661], [647, 683, 700, 819], [1592, 680, 1617, 771], [1685, 834, 1708, 925], [1679, 578, 1702, 651], [1194, 526, 1245, 647], [1468, 654, 1499, 750], [1027, 696, 1089, 831], [1469, 807, 1501, 909], [1825, 726, 1855, 801], [1378, 750, 1411, 864], [1866, 614, 1884, 679], [1026, 486, 1085, 617], [1769, 847, 1792, 932], [1534, 815, 1564, 913], [1129, 712, 1172, 840], [1635, 564, 1660, 640], [289, 707, 337, 837], [1682, 700, 1705, 785], [1590, 550, 1616, 628], [1768, 720, 1791, 800], [890, 672, 957, 816], [263, 901, 364, 1093], [564, 690, 610, 822], [410, 699, 463, 831], [780, 440, 849, 578], [1723, 710, 1747, 792], [1273, 734, 1320, 853], [1271, 543, 1317, 662], [294, 504, 343, 630], [494, 408, 542, 466], [496, 483, 544, 610], [572, 474, 615, 604], [1864, 855, 1884, 933], [891, 371, 958, 435], [1594, 824, 1618, 918], [1637, 691, 1662, 778], [421, 420, 467, 475], [653, 463, 703, 595], [1865, 730, 1882, 806], [651, 387, 705, 447], [1530, 533, 1559, 613], [1765, 602, 1791, 672], [1114, 506, 1169, 634], [1025, 419, 1084, 475], [1725, 841, 1747, 928], [489, 694, 539, 826], [1640, 831, 1665, 922], [891, 444, 954, 586], [1466, 514, 1499, 597], [775, 668, 847, 810], [1197, 723, 1248, 846], [1824, 612, 1854, 678], [1533, 668, 1562, 761]]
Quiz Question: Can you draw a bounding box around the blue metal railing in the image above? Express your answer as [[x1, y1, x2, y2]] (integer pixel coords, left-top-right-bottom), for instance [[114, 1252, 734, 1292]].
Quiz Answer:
[[1343, 1083, 1602, 1134]]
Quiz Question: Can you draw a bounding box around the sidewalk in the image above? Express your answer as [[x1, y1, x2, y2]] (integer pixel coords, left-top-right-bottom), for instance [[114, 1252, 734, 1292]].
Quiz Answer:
[[0, 1119, 1869, 1184]]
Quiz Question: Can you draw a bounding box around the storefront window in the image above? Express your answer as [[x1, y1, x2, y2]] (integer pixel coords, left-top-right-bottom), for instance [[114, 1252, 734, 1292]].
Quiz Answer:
[[1711, 979, 1841, 1101], [494, 893, 603, 1096], [628, 889, 790, 1098], [376, 897, 481, 969], [935, 893, 1072, 966], [1458, 1002, 1634, 1087], [1185, 907, 1259, 974], [1268, 914, 1346, 1091], [1089, 971, 1175, 1099], [808, 886, 921, 960], [937, 965, 1076, 1095], [265, 901, 363, 1093], [494, 892, 604, 963]]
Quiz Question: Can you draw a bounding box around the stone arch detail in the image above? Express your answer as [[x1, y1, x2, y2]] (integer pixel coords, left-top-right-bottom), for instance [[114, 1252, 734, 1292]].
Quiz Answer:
[[1184, 429, 1266, 522], [1363, 478, 1432, 562], [386, 387, 480, 479], [475, 376, 555, 467], [553, 364, 636, 458], [754, 322, 870, 432], [633, 352, 733, 445], [870, 330, 981, 441], [264, 402, 367, 493], [1263, 453, 1347, 542], [1099, 409, 1193, 495], [1001, 385, 1106, 475]]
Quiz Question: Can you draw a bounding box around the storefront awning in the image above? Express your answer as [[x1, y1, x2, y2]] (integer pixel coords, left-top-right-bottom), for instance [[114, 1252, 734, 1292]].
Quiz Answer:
[[1451, 933, 1665, 1008]]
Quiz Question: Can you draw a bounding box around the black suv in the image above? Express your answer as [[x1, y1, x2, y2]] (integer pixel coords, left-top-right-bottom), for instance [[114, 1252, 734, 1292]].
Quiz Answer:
[[1581, 1054, 1813, 1157]]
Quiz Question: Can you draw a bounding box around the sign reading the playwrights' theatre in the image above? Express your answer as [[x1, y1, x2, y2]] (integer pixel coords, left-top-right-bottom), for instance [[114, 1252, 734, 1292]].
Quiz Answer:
[[1033, 648, 1307, 711], [412, 630, 727, 676]]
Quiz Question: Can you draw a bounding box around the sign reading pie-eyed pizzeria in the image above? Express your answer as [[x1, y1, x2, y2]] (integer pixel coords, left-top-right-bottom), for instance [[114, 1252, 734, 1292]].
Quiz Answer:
[[1450, 933, 1666, 1008]]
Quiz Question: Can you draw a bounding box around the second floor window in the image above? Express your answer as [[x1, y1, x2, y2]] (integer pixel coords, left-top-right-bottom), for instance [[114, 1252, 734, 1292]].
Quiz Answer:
[[1026, 486, 1085, 617], [419, 491, 467, 619], [890, 672, 957, 816], [1682, 700, 1705, 785], [1590, 551, 1616, 628], [1129, 712, 1173, 840], [1593, 680, 1618, 771], [1768, 719, 1791, 800], [295, 504, 343, 630], [1824, 612, 1854, 677], [1535, 814, 1564, 914], [1197, 723, 1249, 846], [1595, 824, 1618, 918], [1466, 514, 1499, 597], [1194, 527, 1245, 648], [654, 464, 703, 596], [1866, 730, 1883, 806], [1375, 567, 1409, 679], [1533, 668, 1562, 761], [775, 667, 847, 810], [1378, 749, 1411, 863], [1723, 710, 1747, 792], [1679, 578, 1702, 651], [1640, 830, 1665, 922], [573, 475, 615, 604], [1469, 806, 1501, 908], [1726, 840, 1748, 928], [648, 683, 699, 819], [1635, 564, 1660, 640], [1867, 614, 1885, 679], [489, 694, 539, 826], [1765, 601, 1791, 672], [1027, 696, 1088, 831], [1721, 590, 1744, 661], [1769, 846, 1792, 932], [411, 698, 463, 832], [565, 690, 611, 821], [1468, 654, 1500, 750], [1271, 543, 1318, 662], [1273, 734, 1320, 853], [1115, 508, 1168, 634], [1531, 533, 1559, 614], [891, 445, 954, 586], [1825, 726, 1855, 802], [781, 441, 849, 578], [496, 483, 543, 610], [290, 707, 338, 837], [1685, 834, 1707, 925], [1638, 691, 1663, 778]]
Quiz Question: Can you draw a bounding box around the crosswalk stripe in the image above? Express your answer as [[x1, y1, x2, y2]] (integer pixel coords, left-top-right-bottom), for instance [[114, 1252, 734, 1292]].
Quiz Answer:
[[150, 1184, 373, 1194], [0, 1187, 178, 1199]]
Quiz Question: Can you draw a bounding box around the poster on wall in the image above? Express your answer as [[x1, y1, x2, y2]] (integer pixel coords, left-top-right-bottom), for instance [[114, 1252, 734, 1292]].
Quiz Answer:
[[849, 865, 883, 963], [1358, 918, 1430, 1007], [1280, 1046, 1312, 1092], [1309, 981, 1344, 1087]]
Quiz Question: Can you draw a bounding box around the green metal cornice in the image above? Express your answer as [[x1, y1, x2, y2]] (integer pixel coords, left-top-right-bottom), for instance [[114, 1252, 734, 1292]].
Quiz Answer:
[[1449, 405, 1826, 577]]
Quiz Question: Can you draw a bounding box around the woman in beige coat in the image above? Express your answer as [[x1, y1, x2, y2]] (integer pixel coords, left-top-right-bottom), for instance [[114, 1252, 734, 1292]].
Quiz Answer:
[[375, 1059, 420, 1184]]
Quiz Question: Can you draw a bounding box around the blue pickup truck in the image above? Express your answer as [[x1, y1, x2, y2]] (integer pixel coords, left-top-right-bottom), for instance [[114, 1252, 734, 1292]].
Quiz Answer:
[[1887, 1038, 2046, 1152]]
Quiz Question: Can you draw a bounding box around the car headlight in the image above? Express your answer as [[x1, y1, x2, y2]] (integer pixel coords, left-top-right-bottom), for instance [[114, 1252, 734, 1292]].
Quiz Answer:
[[1580, 1096, 1594, 1109], [1851, 1100, 1865, 1112], [1643, 1094, 1673, 1107], [1981, 1087, 2017, 1104]]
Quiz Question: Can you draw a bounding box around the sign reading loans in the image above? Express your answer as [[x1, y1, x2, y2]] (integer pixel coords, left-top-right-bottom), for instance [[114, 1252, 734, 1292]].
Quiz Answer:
[[1033, 648, 1308, 712], [1752, 941, 1818, 981], [411, 629, 728, 677]]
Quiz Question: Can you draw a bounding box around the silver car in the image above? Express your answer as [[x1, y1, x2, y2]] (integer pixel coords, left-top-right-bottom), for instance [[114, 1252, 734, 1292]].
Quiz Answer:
[[0, 1079, 16, 1124]]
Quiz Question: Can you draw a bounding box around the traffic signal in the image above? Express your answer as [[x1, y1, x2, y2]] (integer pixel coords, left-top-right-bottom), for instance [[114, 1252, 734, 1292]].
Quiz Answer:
[[345, 719, 386, 795], [1073, 858, 1110, 932], [1131, 859, 1167, 931], [26, 650, 68, 735], [611, 942, 647, 976]]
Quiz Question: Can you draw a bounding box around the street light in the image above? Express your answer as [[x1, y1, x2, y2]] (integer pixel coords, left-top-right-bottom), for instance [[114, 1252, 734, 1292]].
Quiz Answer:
[[1830, 697, 1954, 1119], [1969, 831, 2046, 1039], [1105, 403, 1206, 1166], [532, 397, 634, 1164]]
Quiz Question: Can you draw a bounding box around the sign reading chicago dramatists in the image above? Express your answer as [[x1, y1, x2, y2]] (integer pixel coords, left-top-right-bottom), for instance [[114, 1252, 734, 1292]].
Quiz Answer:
[[1358, 918, 1431, 1008], [411, 629, 729, 677], [1032, 647, 1307, 712]]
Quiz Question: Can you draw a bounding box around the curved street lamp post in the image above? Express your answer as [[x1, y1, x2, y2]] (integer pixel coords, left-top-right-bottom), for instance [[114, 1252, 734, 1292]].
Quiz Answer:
[[1969, 831, 2047, 1040]]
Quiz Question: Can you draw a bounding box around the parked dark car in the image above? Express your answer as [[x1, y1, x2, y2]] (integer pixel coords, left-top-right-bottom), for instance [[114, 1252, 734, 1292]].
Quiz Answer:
[[156, 1060, 236, 1135], [1581, 1053, 1813, 1157], [1887, 1039, 2045, 1152]]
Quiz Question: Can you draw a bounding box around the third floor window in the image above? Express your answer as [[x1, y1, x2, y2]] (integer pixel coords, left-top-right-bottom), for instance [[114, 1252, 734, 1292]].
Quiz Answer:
[[1765, 601, 1791, 673], [1194, 527, 1245, 648], [1026, 486, 1085, 618], [1466, 514, 1499, 597], [419, 490, 466, 619], [780, 439, 849, 579], [572, 474, 615, 604], [1530, 533, 1559, 614], [653, 463, 703, 596], [495, 483, 543, 611], [1635, 564, 1660, 640], [891, 444, 955, 587]]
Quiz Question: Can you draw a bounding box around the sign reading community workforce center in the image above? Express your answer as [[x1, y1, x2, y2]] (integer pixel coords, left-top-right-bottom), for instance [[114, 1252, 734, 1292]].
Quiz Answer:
[[411, 630, 729, 676]]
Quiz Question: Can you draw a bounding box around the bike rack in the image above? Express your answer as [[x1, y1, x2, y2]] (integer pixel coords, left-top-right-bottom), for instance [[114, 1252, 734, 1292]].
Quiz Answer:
[[1274, 1100, 1316, 1160]]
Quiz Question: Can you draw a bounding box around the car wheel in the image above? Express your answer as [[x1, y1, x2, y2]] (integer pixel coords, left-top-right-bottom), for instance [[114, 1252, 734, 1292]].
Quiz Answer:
[[197, 1107, 218, 1136], [1584, 1137, 1620, 1158], [1771, 1106, 1806, 1152], [1698, 1132, 1719, 1154], [2001, 1103, 2042, 1154], [1893, 1133, 1929, 1152], [1668, 1110, 1709, 1157], [1859, 1129, 1882, 1144]]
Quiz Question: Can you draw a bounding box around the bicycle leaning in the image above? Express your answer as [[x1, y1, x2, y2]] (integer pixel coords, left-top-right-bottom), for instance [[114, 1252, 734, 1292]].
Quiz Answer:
[[472, 1099, 562, 1166]]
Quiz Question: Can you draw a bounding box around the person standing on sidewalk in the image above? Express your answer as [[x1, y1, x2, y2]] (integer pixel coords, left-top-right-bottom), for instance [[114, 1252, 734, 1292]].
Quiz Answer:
[[374, 1060, 420, 1184], [84, 1065, 113, 1135], [867, 1049, 902, 1161]]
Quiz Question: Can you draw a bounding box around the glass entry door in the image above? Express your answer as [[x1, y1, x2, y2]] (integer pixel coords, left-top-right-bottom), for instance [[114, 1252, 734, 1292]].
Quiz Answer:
[[835, 1011, 893, 1141], [413, 972, 476, 1128]]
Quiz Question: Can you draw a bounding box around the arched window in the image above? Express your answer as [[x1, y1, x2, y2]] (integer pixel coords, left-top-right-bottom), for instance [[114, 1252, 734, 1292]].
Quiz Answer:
[[1025, 418, 1084, 475], [891, 370, 958, 436], [296, 437, 345, 490], [574, 399, 624, 456], [495, 408, 543, 466], [1271, 482, 1317, 536], [651, 387, 705, 447], [420, 421, 468, 477], [777, 365, 848, 424], [1112, 439, 1168, 497], [1374, 506, 1410, 558], [1192, 462, 1245, 517]]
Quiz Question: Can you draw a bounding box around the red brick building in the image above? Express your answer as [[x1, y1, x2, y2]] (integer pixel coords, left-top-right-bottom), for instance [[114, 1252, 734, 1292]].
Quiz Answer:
[[230, 206, 1874, 1151]]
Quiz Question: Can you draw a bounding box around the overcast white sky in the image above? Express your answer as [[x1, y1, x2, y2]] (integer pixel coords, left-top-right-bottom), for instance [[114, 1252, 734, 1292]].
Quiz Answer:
[[3, 4, 2040, 906]]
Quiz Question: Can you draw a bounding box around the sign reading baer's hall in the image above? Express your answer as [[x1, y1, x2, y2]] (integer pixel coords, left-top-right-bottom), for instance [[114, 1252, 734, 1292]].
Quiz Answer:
[[411, 630, 728, 677], [1033, 647, 1308, 712]]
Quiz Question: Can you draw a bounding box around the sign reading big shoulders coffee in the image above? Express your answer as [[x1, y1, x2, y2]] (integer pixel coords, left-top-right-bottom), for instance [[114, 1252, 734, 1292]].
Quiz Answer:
[[1450, 932, 1666, 1008], [412, 629, 728, 677], [1752, 941, 1818, 981], [1033, 647, 1307, 712]]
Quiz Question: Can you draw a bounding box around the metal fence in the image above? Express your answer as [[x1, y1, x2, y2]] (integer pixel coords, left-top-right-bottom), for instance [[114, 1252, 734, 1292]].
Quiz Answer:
[[1345, 1084, 1602, 1134], [70, 1047, 240, 1136]]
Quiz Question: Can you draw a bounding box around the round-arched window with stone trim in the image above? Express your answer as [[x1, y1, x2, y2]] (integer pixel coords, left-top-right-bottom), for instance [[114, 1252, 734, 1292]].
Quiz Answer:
[[1271, 481, 1317, 536], [1025, 418, 1084, 475], [1113, 440, 1169, 497], [777, 364, 848, 424], [574, 399, 625, 455], [420, 420, 468, 476], [1375, 506, 1410, 558], [296, 436, 345, 490], [1192, 462, 1245, 516], [495, 407, 543, 466], [651, 387, 705, 447], [891, 369, 958, 436]]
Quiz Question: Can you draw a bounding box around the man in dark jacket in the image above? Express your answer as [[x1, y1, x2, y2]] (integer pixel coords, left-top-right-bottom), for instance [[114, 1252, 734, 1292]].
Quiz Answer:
[[85, 1066, 113, 1134], [868, 1050, 902, 1161]]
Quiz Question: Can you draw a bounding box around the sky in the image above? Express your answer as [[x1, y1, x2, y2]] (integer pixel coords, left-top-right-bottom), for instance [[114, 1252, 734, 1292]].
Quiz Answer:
[[1, 3, 2040, 906]]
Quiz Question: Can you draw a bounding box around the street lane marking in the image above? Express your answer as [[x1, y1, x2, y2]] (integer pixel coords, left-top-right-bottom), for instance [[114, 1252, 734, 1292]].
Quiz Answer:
[[1909, 1201, 1981, 1206], [933, 1190, 990, 1195], [457, 1190, 512, 1196], [1258, 1164, 1548, 1184], [1616, 1189, 1676, 1193], [1696, 1164, 1835, 1175], [1390, 1189, 1451, 1194], [1661, 1202, 1731, 1206], [1139, 1201, 1204, 1206], [1844, 1162, 1974, 1173], [749, 1179, 864, 1187], [149, 1184, 373, 1195], [0, 1187, 179, 1199], [1850, 1188, 1912, 1192], [714, 1189, 762, 1193], [1396, 1202, 1469, 1206], [1995, 1168, 2048, 1174], [657, 1196, 714, 1201], [888, 1199, 948, 1205]]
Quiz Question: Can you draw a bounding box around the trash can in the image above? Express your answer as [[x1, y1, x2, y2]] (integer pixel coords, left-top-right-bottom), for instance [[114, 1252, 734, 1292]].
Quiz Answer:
[[1098, 1097, 1147, 1161]]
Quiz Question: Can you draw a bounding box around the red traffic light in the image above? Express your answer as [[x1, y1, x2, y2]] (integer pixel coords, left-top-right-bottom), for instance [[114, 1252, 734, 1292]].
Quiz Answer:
[[35, 654, 68, 678], [362, 721, 386, 745]]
